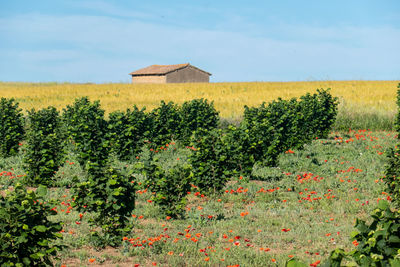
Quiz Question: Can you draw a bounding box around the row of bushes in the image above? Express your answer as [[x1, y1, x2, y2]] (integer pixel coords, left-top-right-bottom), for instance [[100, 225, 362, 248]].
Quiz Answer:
[[141, 89, 339, 218], [0, 89, 338, 265], [0, 97, 219, 160]]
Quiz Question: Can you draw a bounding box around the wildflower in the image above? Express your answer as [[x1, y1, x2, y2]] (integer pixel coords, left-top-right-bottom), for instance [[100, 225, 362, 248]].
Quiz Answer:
[[167, 251, 174, 255], [240, 211, 248, 217], [310, 260, 321, 267], [88, 258, 95, 263]]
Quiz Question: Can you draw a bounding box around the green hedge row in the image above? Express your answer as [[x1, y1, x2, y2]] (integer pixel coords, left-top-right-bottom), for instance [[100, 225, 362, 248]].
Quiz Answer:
[[0, 89, 339, 263]]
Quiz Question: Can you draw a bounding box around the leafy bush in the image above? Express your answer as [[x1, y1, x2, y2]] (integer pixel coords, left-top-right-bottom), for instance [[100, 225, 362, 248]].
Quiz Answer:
[[311, 89, 339, 139], [243, 98, 299, 166], [386, 84, 400, 207], [23, 107, 64, 186], [0, 183, 63, 266], [242, 89, 338, 167], [346, 200, 400, 266], [385, 146, 400, 208], [108, 106, 152, 161], [64, 97, 135, 247], [72, 167, 135, 247], [188, 129, 230, 194], [62, 97, 109, 177], [149, 101, 182, 147], [220, 125, 255, 178], [140, 151, 193, 218], [0, 98, 24, 157], [395, 83, 400, 134], [180, 98, 219, 144]]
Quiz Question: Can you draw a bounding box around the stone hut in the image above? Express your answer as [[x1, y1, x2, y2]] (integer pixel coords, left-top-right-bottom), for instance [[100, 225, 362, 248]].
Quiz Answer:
[[129, 63, 211, 83]]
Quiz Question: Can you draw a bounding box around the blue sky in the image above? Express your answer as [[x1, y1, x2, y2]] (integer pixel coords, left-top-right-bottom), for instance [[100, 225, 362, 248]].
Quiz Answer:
[[0, 0, 399, 82]]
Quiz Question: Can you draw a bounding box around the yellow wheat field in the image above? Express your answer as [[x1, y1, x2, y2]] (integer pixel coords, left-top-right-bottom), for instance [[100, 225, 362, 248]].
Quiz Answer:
[[0, 80, 398, 118]]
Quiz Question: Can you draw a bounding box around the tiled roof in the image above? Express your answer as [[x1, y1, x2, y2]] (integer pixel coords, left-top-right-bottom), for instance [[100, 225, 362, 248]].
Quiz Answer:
[[129, 63, 211, 76]]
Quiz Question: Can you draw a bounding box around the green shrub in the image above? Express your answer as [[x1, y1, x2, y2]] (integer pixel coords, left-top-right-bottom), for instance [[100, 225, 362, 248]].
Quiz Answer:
[[140, 151, 193, 218], [0, 98, 24, 157], [385, 146, 400, 207], [72, 167, 135, 247], [62, 97, 109, 177], [385, 84, 400, 207], [243, 98, 299, 166], [149, 101, 182, 147], [347, 200, 400, 266], [0, 183, 63, 266], [23, 107, 64, 186], [64, 97, 135, 247], [220, 125, 255, 178], [108, 106, 152, 161], [313, 88, 339, 139], [188, 129, 230, 194], [242, 89, 338, 167], [395, 83, 400, 134], [180, 98, 219, 144]]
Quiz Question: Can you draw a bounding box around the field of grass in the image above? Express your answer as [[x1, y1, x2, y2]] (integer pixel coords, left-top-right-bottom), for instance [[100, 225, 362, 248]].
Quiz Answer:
[[0, 129, 396, 266], [0, 80, 398, 130]]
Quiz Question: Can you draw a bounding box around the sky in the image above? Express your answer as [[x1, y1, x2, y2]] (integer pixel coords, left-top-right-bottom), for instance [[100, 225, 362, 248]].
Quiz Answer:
[[0, 0, 399, 83]]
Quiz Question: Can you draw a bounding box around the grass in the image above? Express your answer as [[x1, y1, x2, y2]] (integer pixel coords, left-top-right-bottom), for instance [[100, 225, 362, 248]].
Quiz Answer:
[[0, 80, 399, 130], [0, 129, 396, 266]]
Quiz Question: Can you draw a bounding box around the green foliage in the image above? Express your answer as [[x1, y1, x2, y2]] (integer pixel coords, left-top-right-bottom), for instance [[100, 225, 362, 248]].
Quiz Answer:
[[180, 98, 219, 144], [242, 89, 338, 167], [0, 98, 24, 157], [220, 125, 255, 178], [243, 98, 299, 166], [0, 183, 63, 266], [23, 107, 64, 186], [385, 146, 400, 207], [140, 151, 193, 218], [71, 167, 135, 247], [387, 84, 400, 207], [395, 83, 400, 134], [108, 106, 152, 161], [149, 101, 182, 147], [347, 200, 400, 266], [65, 97, 135, 247], [62, 97, 109, 176], [188, 129, 230, 194], [312, 89, 339, 139]]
